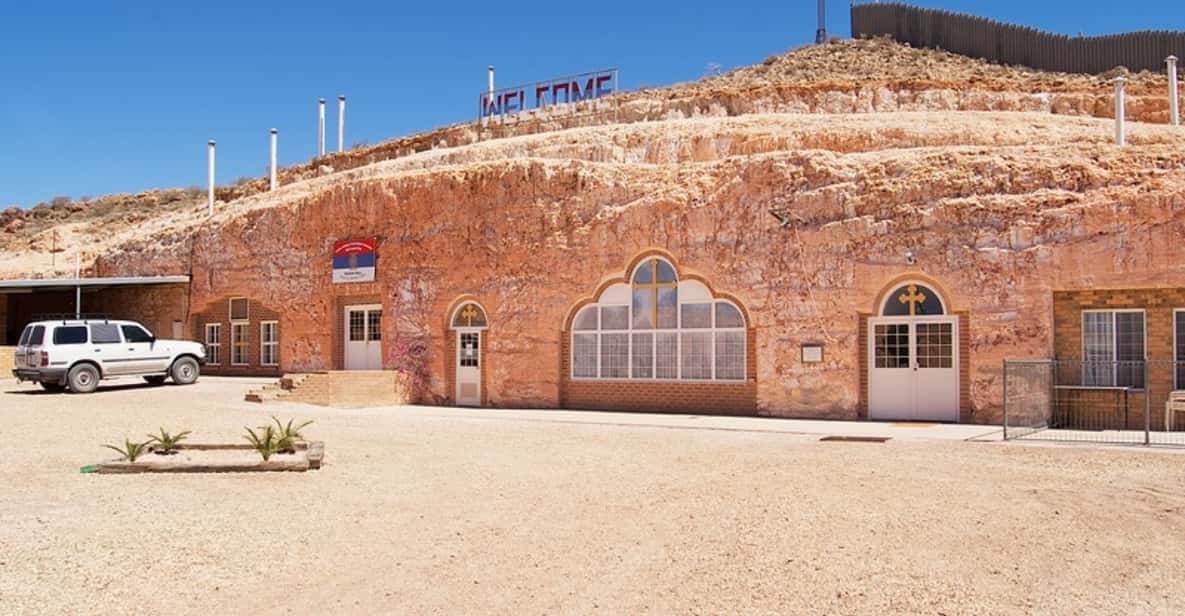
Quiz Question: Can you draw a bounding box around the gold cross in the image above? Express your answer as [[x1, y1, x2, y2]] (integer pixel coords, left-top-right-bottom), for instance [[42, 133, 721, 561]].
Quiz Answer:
[[633, 259, 678, 326], [460, 304, 479, 326], [898, 285, 927, 317]]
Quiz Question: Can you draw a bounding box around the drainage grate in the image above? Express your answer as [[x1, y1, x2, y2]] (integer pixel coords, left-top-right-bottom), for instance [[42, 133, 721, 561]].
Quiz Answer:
[[819, 436, 890, 443]]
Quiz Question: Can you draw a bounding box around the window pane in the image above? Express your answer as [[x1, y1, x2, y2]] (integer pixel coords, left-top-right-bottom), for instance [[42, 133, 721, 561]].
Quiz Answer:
[[633, 260, 653, 284], [916, 323, 953, 369], [349, 311, 365, 342], [656, 332, 678, 379], [90, 323, 121, 344], [230, 298, 249, 320], [657, 287, 678, 329], [882, 284, 943, 316], [1177, 312, 1185, 389], [600, 333, 629, 378], [459, 332, 479, 368], [1082, 312, 1114, 386], [574, 306, 598, 331], [874, 323, 910, 369], [681, 303, 711, 329], [656, 260, 676, 283], [631, 333, 653, 378], [452, 303, 486, 328], [121, 325, 153, 343], [18, 326, 31, 346], [28, 326, 45, 346], [680, 332, 712, 379], [715, 331, 745, 380], [632, 289, 654, 329], [54, 326, 88, 345], [600, 306, 629, 330], [715, 302, 745, 328], [1115, 312, 1144, 388], [367, 310, 382, 341], [573, 333, 597, 378]]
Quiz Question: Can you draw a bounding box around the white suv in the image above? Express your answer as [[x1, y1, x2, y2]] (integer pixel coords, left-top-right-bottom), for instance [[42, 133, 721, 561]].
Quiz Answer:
[[12, 319, 206, 393]]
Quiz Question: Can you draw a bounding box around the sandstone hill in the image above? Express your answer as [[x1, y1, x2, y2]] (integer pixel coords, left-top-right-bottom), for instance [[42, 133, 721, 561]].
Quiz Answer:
[[3, 37, 1181, 281]]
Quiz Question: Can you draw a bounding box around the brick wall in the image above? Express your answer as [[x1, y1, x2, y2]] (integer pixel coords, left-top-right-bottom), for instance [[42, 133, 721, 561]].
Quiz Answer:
[[1052, 288, 1185, 430], [558, 327, 758, 416], [193, 296, 282, 377]]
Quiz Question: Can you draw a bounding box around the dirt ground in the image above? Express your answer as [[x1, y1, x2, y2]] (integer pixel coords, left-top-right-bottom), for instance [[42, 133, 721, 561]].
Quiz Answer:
[[1, 377, 1184, 615]]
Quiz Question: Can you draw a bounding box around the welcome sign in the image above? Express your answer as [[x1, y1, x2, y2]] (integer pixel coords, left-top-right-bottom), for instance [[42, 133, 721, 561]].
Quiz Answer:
[[479, 69, 617, 119], [332, 238, 377, 283]]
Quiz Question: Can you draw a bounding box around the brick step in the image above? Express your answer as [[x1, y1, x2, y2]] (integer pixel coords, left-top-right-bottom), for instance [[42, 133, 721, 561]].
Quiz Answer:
[[245, 371, 411, 407]]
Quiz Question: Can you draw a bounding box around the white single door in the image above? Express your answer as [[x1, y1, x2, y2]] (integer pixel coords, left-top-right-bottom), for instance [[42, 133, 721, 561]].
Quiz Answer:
[[455, 331, 481, 406], [345, 305, 382, 370], [868, 317, 958, 422]]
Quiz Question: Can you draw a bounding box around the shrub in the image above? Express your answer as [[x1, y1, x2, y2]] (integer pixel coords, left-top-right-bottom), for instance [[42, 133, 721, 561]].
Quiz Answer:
[[49, 195, 71, 208], [147, 428, 191, 455], [387, 337, 431, 401], [102, 439, 151, 462], [243, 425, 280, 461]]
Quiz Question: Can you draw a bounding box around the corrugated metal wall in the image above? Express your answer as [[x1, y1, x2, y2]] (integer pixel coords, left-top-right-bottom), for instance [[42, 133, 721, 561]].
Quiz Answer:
[[851, 3, 1184, 75]]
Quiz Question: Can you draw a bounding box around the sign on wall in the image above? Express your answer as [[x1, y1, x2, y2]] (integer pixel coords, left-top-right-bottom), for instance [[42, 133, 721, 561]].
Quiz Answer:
[[332, 239, 377, 284], [479, 69, 618, 119]]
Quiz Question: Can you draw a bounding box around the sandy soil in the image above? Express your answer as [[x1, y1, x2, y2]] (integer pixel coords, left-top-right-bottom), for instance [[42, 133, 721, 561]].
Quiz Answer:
[[2, 377, 1184, 614]]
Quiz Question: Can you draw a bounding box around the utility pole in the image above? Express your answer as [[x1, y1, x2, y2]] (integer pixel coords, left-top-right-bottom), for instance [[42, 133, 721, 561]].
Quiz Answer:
[[815, 0, 827, 44]]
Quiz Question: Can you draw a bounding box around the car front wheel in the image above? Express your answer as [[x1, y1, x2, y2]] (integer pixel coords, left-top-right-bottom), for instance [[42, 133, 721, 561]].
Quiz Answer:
[[170, 357, 199, 385], [67, 364, 100, 394]]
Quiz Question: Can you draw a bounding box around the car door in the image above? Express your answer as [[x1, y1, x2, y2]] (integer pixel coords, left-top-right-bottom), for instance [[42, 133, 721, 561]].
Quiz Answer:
[[120, 324, 168, 374], [87, 323, 127, 374]]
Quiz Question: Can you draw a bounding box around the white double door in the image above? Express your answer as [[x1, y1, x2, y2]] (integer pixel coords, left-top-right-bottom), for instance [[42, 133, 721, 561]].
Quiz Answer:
[[344, 304, 382, 370], [455, 330, 481, 406], [868, 316, 959, 422]]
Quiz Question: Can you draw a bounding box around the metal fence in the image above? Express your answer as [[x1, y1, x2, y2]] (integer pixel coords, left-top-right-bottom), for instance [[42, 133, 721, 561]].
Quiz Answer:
[[852, 2, 1185, 75], [1003, 360, 1185, 446]]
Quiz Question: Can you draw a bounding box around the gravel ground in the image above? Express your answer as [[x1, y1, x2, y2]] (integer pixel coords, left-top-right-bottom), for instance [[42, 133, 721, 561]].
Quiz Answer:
[[2, 377, 1184, 615]]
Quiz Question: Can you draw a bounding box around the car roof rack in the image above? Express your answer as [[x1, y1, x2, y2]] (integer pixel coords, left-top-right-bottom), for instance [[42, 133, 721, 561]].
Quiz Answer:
[[32, 312, 113, 324]]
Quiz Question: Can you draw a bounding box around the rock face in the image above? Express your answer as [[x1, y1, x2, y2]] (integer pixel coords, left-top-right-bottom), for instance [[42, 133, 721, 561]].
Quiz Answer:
[[86, 110, 1185, 422], [9, 40, 1185, 422]]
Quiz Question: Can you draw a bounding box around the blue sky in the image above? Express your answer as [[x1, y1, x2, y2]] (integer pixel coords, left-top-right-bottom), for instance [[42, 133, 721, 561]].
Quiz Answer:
[[1, 1, 1180, 208]]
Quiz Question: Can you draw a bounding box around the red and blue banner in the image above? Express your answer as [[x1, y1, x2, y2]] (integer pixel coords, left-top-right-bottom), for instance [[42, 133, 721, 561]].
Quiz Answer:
[[332, 238, 376, 284]]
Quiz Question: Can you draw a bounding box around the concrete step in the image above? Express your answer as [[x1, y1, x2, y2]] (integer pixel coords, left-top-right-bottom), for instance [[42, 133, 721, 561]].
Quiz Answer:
[[245, 371, 410, 407]]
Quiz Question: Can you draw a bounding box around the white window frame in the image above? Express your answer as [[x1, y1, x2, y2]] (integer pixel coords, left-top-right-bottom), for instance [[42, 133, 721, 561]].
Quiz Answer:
[[260, 321, 279, 367], [1081, 309, 1146, 389], [205, 323, 222, 366], [1175, 309, 1185, 390], [231, 321, 250, 366], [570, 257, 746, 383]]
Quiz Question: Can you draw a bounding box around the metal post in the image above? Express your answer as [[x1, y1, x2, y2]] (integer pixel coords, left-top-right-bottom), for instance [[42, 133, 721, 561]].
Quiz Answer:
[[1114, 76, 1126, 146], [207, 140, 216, 216], [1169, 56, 1180, 127], [318, 98, 326, 158], [1002, 359, 1009, 440], [815, 0, 827, 44], [74, 253, 81, 319], [337, 95, 346, 153], [269, 129, 278, 191], [1145, 356, 1151, 445]]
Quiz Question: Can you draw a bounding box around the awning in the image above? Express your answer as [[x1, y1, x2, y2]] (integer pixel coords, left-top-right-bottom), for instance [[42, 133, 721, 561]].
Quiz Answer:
[[0, 276, 190, 293]]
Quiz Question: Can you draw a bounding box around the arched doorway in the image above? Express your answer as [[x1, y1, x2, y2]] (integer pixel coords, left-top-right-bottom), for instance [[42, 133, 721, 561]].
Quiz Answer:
[[449, 301, 488, 407], [867, 281, 959, 421]]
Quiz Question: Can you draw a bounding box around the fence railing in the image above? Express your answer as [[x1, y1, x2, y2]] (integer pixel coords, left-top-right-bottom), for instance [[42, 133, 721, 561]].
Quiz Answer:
[[1003, 359, 1185, 446], [852, 2, 1185, 75]]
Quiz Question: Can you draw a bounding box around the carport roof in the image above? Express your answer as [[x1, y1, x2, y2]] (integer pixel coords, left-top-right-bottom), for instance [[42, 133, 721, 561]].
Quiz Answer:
[[0, 275, 190, 292]]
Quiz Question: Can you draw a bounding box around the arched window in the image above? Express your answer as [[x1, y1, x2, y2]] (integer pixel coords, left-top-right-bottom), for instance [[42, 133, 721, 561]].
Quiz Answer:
[[881, 283, 944, 317], [571, 257, 747, 381], [451, 302, 488, 328]]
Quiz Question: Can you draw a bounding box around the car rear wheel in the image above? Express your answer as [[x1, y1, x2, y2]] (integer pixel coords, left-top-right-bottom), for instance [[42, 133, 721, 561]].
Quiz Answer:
[[170, 357, 199, 385], [39, 381, 66, 393], [144, 375, 167, 386], [67, 364, 100, 394]]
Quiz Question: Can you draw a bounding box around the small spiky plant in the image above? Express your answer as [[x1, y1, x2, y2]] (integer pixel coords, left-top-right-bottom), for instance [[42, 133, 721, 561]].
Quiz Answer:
[[271, 417, 313, 454], [147, 428, 191, 455], [103, 439, 151, 463], [243, 425, 281, 461]]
